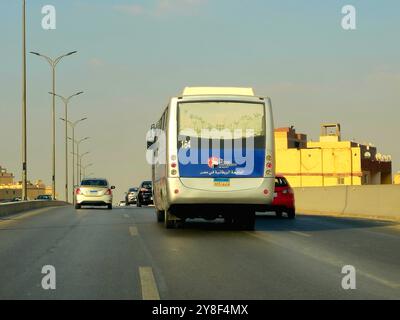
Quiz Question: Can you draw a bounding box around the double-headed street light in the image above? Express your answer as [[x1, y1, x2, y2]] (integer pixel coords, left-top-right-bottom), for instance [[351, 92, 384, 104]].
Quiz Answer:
[[30, 50, 77, 200], [51, 91, 84, 202], [69, 138, 90, 184], [80, 163, 93, 179], [79, 152, 90, 182], [60, 117, 87, 203]]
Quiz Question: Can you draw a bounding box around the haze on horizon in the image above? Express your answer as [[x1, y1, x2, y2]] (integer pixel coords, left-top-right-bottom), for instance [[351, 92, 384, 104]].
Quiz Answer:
[[1, 0, 399, 202]]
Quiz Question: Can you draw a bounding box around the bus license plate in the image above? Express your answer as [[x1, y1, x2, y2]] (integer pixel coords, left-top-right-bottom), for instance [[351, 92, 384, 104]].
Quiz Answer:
[[214, 178, 230, 187]]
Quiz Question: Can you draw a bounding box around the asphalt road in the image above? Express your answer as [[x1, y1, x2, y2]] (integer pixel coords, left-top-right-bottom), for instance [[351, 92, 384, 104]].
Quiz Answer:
[[0, 205, 399, 299]]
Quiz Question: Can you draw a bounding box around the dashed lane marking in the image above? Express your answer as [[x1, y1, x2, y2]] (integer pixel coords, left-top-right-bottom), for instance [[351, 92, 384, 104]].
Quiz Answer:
[[139, 266, 160, 300], [129, 226, 138, 236], [290, 231, 311, 237]]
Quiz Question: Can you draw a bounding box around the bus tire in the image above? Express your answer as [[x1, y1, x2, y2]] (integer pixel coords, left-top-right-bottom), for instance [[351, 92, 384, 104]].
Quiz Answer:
[[287, 209, 296, 219], [164, 210, 175, 229], [157, 210, 165, 222], [224, 216, 234, 225], [244, 211, 256, 231]]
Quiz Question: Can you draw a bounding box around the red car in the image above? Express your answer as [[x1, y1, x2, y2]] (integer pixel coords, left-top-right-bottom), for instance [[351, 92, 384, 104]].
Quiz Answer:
[[272, 175, 295, 219]]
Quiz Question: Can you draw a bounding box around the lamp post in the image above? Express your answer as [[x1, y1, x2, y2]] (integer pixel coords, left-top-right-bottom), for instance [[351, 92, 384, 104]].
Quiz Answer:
[[69, 138, 89, 184], [79, 152, 90, 182], [51, 92, 84, 202], [29, 50, 77, 200], [80, 163, 93, 179], [60, 117, 86, 203], [21, 0, 27, 200]]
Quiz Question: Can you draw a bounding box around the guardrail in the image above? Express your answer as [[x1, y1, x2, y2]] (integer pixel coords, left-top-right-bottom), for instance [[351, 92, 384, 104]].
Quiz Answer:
[[0, 200, 69, 218], [293, 185, 400, 221]]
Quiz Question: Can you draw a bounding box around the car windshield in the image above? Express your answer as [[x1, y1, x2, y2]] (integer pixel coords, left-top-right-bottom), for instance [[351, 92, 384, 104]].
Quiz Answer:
[[129, 188, 138, 192], [142, 182, 152, 189], [81, 179, 108, 187]]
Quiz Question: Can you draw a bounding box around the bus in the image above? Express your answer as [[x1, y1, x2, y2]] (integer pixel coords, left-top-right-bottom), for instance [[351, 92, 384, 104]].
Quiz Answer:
[[147, 87, 275, 229]]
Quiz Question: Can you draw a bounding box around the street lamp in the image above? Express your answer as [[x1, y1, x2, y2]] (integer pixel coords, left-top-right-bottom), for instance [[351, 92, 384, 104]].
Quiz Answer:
[[69, 137, 89, 184], [21, 0, 27, 200], [80, 163, 93, 179], [60, 117, 86, 203], [51, 92, 84, 202], [29, 50, 77, 200], [79, 152, 90, 182]]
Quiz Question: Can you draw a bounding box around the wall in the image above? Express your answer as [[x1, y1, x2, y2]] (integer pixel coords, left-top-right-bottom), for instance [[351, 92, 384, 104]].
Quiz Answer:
[[293, 185, 400, 220], [0, 201, 68, 218]]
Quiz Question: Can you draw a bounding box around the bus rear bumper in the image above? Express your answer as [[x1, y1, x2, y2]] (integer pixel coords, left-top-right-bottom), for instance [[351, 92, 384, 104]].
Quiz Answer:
[[165, 177, 274, 208]]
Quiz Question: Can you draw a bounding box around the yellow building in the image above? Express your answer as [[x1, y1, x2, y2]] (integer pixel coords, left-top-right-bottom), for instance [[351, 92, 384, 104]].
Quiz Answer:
[[0, 165, 53, 201], [0, 165, 14, 185], [275, 123, 392, 187], [394, 172, 400, 184]]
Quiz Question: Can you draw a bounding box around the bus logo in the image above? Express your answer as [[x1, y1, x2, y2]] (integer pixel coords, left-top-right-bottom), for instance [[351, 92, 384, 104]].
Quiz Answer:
[[208, 157, 219, 168]]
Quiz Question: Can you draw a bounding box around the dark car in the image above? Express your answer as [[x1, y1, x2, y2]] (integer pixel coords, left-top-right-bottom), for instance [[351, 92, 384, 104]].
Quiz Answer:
[[36, 195, 53, 201], [271, 175, 295, 219], [136, 181, 153, 207], [125, 187, 138, 206]]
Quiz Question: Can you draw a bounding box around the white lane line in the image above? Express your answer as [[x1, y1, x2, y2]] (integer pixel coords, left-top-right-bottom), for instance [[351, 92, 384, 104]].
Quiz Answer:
[[290, 231, 311, 237], [139, 266, 160, 300], [129, 226, 138, 236]]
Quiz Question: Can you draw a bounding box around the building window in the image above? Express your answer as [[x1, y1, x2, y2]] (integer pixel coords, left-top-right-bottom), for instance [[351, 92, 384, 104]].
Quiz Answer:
[[337, 177, 345, 185]]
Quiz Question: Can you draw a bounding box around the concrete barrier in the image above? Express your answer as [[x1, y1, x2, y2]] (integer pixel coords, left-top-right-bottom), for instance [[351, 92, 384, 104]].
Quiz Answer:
[[293, 185, 400, 221], [0, 200, 69, 218]]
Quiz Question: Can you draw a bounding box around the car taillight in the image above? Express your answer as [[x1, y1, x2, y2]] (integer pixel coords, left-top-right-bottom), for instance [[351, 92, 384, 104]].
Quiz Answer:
[[75, 188, 81, 195], [105, 189, 112, 195]]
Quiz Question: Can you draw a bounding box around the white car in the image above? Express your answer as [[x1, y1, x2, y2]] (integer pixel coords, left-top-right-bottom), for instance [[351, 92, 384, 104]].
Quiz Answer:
[[75, 178, 115, 210]]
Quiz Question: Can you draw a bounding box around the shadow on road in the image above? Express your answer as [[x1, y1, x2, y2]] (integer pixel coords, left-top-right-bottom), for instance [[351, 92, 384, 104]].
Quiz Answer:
[[154, 212, 397, 233], [255, 212, 397, 233]]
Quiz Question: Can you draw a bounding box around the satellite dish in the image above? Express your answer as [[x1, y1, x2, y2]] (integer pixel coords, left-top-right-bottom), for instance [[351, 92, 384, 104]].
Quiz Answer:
[[364, 151, 371, 159], [375, 153, 382, 161]]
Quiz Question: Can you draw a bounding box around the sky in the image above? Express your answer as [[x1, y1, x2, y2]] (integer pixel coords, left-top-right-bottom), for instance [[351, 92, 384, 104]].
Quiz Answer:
[[0, 0, 399, 202]]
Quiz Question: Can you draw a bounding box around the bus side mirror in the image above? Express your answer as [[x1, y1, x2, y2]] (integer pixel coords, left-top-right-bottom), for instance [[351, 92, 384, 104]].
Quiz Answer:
[[147, 138, 154, 149], [147, 124, 156, 149]]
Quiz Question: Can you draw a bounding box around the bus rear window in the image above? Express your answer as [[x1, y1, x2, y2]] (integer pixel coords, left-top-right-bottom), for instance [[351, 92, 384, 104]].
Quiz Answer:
[[177, 101, 265, 149]]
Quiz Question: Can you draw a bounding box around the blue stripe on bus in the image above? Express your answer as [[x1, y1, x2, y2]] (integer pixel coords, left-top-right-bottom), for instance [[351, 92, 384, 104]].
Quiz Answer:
[[178, 148, 265, 178]]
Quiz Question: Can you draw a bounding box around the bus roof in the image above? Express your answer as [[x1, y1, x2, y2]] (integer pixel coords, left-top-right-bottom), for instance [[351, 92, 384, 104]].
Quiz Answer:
[[182, 87, 255, 97]]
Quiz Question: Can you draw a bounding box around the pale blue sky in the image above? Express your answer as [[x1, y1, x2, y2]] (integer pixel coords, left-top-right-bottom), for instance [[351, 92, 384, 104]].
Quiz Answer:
[[1, 0, 399, 200]]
